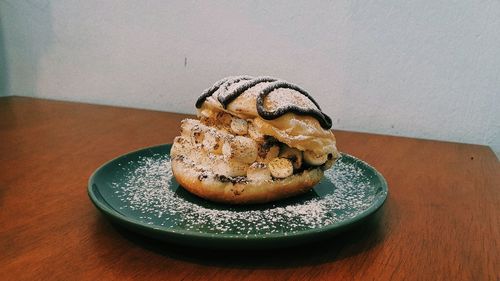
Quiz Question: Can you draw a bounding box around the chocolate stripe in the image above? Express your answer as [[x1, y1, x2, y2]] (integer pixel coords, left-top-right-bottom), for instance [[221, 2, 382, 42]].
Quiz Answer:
[[195, 76, 333, 129], [219, 76, 277, 108], [217, 76, 254, 107], [257, 81, 332, 129], [195, 77, 230, 108]]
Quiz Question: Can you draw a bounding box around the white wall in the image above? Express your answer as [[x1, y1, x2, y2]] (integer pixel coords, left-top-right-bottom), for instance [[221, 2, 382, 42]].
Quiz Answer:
[[1, 0, 499, 156]]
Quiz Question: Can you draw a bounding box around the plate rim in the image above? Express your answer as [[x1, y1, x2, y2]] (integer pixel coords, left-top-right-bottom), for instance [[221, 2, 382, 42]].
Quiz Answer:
[[88, 144, 388, 241]]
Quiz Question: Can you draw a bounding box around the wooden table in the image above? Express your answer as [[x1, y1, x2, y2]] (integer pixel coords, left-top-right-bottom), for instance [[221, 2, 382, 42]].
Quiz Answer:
[[1, 96, 498, 280]]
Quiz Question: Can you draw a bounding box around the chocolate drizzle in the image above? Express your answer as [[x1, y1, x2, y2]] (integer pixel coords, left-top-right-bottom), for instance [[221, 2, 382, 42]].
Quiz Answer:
[[195, 76, 333, 129], [195, 76, 251, 108], [217, 76, 254, 106], [219, 76, 277, 108], [257, 81, 332, 129], [195, 77, 231, 108]]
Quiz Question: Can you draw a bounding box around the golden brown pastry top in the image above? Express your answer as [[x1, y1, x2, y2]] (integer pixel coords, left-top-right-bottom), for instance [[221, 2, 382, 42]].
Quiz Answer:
[[196, 76, 338, 155]]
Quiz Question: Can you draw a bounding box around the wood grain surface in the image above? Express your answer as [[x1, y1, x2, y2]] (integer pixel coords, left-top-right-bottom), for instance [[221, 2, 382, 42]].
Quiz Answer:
[[0, 96, 498, 281]]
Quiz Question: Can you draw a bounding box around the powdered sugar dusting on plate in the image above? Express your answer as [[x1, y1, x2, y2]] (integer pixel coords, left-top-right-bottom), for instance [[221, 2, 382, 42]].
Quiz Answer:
[[111, 154, 384, 236]]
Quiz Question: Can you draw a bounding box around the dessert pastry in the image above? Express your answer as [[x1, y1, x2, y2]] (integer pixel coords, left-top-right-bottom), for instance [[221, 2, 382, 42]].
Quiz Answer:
[[171, 76, 340, 204]]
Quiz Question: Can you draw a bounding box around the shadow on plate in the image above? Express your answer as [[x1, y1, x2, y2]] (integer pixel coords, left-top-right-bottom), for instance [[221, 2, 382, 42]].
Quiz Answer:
[[109, 205, 387, 269]]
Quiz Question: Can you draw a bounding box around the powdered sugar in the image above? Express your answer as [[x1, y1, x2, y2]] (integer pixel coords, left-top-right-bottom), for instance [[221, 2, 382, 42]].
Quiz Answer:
[[263, 87, 318, 111], [111, 153, 385, 236]]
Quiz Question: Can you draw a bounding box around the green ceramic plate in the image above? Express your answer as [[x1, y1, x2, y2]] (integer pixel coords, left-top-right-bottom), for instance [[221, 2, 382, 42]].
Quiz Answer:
[[88, 144, 388, 249]]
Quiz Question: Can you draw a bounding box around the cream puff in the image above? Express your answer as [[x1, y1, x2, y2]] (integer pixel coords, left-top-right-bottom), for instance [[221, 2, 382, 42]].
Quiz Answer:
[[171, 76, 340, 204]]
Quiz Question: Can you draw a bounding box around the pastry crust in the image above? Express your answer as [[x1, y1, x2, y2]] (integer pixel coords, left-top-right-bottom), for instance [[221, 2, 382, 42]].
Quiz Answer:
[[172, 153, 325, 204]]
